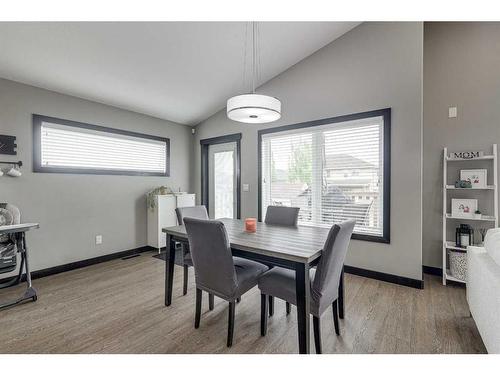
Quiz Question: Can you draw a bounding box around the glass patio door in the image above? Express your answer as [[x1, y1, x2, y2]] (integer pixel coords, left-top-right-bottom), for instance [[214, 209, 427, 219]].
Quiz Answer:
[[208, 142, 237, 219]]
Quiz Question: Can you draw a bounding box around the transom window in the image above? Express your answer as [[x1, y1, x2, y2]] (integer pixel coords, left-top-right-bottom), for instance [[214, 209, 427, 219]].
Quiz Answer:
[[33, 115, 169, 176], [259, 109, 390, 243]]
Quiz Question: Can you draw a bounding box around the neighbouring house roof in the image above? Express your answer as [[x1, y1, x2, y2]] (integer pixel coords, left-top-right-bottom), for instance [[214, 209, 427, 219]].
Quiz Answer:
[[325, 154, 376, 170], [325, 178, 373, 186], [298, 185, 352, 204], [270, 182, 308, 200]]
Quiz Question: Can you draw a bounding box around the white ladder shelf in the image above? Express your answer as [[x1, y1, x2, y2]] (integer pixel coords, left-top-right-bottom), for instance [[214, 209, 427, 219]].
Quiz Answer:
[[442, 144, 498, 285]]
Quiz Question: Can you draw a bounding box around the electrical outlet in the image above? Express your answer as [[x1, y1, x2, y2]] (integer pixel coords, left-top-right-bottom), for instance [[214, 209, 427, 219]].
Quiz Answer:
[[243, 184, 250, 192], [448, 106, 457, 118], [95, 235, 103, 245]]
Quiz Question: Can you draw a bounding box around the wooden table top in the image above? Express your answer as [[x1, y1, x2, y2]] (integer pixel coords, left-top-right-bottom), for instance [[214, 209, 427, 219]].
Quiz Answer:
[[0, 223, 39, 234], [163, 218, 329, 264]]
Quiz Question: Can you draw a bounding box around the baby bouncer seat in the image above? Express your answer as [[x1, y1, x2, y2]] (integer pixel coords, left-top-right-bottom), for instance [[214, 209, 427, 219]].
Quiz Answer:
[[0, 203, 38, 308], [0, 203, 20, 279]]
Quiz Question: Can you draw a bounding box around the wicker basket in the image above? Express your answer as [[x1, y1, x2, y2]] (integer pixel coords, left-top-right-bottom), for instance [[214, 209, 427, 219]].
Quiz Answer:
[[449, 250, 467, 281]]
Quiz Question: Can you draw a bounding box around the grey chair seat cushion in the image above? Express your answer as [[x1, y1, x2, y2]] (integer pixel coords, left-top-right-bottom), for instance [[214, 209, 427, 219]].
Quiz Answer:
[[233, 257, 269, 297], [258, 267, 328, 317]]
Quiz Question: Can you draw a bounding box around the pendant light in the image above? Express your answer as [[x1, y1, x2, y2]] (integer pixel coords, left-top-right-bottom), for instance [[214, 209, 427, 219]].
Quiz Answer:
[[227, 22, 281, 124]]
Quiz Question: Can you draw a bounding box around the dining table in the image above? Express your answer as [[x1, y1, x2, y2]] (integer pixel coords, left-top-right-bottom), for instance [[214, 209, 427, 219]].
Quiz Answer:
[[162, 217, 345, 354]]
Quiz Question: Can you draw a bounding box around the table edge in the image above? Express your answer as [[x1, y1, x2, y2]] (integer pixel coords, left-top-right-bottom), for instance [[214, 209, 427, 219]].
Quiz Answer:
[[0, 223, 40, 233], [162, 227, 322, 264]]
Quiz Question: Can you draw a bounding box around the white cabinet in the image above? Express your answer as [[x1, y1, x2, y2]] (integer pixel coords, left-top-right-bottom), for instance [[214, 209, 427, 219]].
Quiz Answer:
[[147, 194, 195, 251]]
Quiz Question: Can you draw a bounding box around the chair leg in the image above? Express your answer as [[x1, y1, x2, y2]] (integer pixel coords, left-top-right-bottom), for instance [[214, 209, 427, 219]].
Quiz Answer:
[[195, 288, 202, 329], [286, 302, 291, 315], [332, 300, 340, 335], [209, 293, 214, 311], [260, 294, 268, 336], [227, 301, 236, 347], [338, 268, 345, 319], [268, 295, 274, 317], [183, 265, 189, 296], [313, 316, 322, 354]]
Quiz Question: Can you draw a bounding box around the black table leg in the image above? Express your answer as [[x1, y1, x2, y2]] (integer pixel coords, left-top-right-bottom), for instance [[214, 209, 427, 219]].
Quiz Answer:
[[295, 262, 311, 354], [338, 266, 345, 319], [164, 234, 175, 306]]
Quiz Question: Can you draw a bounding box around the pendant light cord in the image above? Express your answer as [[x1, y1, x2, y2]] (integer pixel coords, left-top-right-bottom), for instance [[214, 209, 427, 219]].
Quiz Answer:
[[257, 22, 262, 88], [242, 22, 248, 93], [252, 21, 256, 94]]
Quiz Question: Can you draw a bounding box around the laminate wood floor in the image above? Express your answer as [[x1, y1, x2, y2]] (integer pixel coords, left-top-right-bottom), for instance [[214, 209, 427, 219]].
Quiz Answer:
[[0, 251, 486, 354]]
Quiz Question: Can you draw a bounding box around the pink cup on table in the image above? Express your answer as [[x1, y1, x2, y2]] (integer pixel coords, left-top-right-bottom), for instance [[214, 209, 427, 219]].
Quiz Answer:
[[245, 218, 257, 233]]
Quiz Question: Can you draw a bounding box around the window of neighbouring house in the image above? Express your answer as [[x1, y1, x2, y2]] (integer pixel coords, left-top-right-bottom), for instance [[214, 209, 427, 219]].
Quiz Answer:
[[259, 109, 390, 243]]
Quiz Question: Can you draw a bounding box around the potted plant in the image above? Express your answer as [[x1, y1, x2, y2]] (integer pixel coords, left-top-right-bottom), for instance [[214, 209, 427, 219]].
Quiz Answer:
[[474, 209, 482, 219], [146, 186, 172, 211]]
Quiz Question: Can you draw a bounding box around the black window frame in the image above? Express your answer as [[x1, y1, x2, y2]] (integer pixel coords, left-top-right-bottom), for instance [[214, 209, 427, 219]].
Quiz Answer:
[[33, 114, 170, 177], [258, 108, 391, 244]]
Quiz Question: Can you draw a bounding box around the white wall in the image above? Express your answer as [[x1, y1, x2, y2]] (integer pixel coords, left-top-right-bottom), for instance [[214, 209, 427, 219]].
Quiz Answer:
[[0, 78, 193, 271], [194, 22, 424, 280]]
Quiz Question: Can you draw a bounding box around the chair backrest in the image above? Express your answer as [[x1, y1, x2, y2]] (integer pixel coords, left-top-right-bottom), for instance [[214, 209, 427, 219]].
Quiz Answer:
[[175, 205, 208, 224], [183, 217, 237, 298], [311, 219, 355, 306], [264, 206, 300, 227]]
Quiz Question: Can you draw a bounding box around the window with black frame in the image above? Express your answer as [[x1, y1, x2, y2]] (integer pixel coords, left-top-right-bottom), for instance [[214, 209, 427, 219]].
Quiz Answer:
[[259, 109, 390, 243], [33, 115, 170, 176]]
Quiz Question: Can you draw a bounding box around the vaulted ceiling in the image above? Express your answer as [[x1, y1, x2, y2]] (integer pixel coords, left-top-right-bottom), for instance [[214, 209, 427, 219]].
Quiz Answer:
[[0, 22, 360, 125]]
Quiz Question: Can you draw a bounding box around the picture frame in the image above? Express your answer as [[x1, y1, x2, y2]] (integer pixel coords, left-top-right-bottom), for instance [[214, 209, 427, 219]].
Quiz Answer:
[[460, 169, 487, 188], [0, 135, 17, 155], [451, 198, 478, 218]]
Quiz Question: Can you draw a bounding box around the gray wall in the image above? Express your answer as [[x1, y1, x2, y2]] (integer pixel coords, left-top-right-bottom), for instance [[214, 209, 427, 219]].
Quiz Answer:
[[194, 22, 424, 280], [0, 78, 193, 271], [423, 22, 500, 268]]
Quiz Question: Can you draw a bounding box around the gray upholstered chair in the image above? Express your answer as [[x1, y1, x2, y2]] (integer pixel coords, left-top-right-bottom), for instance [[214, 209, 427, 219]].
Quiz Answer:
[[183, 217, 269, 347], [264, 205, 300, 227], [264, 205, 300, 316], [258, 219, 355, 354], [175, 205, 209, 297]]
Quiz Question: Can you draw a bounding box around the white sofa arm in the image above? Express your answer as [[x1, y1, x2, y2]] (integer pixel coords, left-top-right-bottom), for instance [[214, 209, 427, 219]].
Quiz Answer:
[[467, 244, 500, 353]]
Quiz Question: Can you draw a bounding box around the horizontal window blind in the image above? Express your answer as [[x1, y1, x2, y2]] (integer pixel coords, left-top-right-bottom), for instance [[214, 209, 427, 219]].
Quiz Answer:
[[261, 115, 384, 238], [38, 120, 167, 175]]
